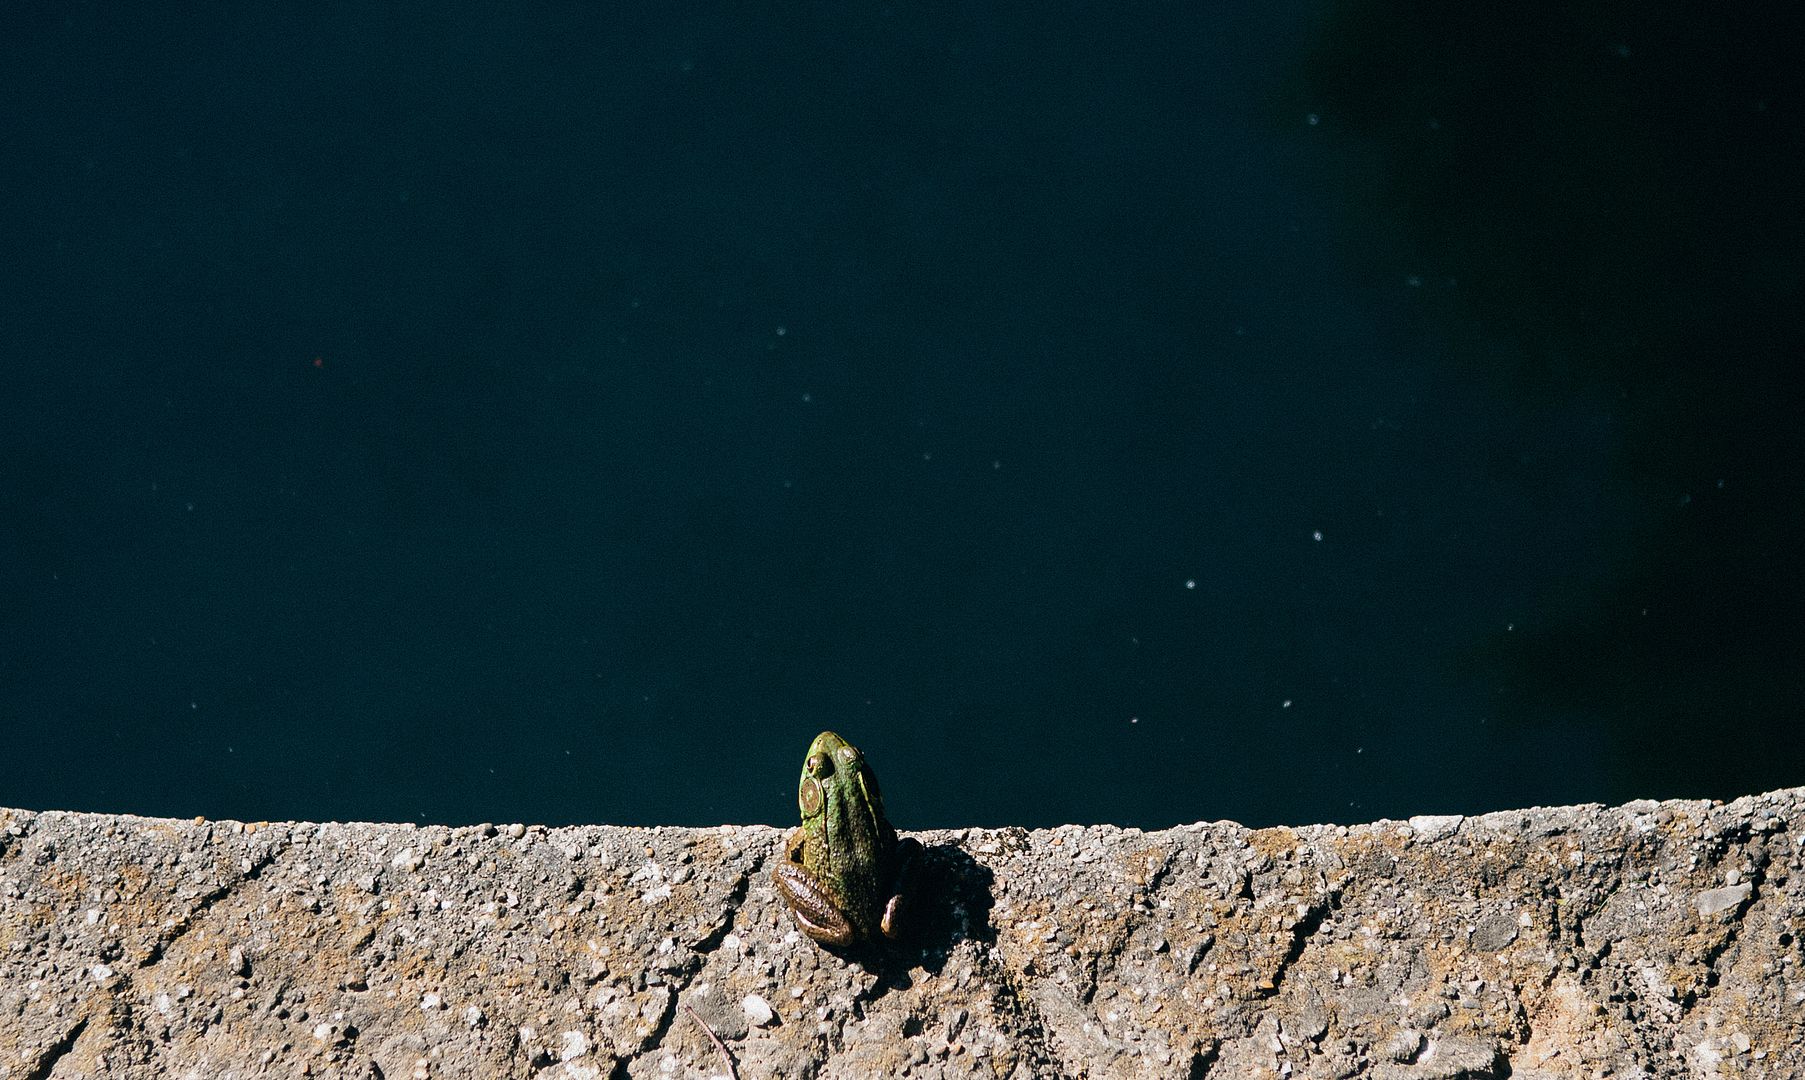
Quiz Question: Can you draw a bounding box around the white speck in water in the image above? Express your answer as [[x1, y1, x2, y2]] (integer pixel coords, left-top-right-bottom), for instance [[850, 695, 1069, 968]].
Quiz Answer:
[[992, 460, 1001, 469], [800, 392, 811, 403], [190, 701, 198, 710], [1282, 700, 1292, 709], [1406, 275, 1422, 288], [1312, 530, 1324, 541], [775, 325, 787, 336], [1185, 579, 1196, 590], [186, 502, 195, 511], [1306, 113, 1320, 126]]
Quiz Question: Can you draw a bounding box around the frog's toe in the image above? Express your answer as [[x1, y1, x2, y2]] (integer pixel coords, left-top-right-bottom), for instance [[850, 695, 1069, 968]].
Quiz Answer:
[[880, 894, 909, 940], [791, 906, 857, 948]]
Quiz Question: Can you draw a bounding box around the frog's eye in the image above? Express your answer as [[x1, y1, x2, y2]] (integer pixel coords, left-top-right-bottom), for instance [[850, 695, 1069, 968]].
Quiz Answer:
[[806, 752, 833, 779], [799, 777, 823, 815], [835, 746, 860, 771]]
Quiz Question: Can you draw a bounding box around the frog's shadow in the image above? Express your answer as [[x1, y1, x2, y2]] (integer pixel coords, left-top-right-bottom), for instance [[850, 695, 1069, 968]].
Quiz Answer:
[[835, 840, 996, 991]]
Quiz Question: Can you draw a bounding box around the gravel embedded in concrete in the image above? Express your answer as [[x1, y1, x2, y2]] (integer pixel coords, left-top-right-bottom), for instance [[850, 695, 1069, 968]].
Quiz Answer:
[[0, 788, 1801, 1077]]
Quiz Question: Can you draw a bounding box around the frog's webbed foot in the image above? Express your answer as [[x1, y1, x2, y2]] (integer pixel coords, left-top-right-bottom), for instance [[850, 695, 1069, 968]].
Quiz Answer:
[[773, 856, 857, 947], [879, 837, 924, 941]]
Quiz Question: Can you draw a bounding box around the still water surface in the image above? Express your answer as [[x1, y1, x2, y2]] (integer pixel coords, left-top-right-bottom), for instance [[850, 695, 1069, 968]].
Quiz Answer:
[[3, 3, 1800, 828]]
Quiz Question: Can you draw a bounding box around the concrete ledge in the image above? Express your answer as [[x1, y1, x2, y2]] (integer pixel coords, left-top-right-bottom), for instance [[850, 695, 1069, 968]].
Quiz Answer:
[[1, 788, 1801, 1078]]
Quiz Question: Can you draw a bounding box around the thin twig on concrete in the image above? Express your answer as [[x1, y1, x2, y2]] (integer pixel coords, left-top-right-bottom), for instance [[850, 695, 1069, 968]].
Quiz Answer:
[[684, 1001, 740, 1080]]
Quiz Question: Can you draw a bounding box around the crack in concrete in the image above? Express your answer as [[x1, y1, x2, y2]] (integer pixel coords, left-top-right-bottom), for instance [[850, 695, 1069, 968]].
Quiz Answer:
[[984, 948, 1074, 1079], [627, 985, 682, 1067], [689, 853, 761, 957], [1187, 1037, 1222, 1078], [137, 840, 285, 968], [21, 1015, 87, 1080], [1265, 886, 1342, 998], [1682, 863, 1767, 1017]]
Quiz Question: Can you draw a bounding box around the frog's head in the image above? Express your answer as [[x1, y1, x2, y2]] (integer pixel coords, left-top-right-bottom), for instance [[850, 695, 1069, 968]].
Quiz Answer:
[[797, 730, 883, 822]]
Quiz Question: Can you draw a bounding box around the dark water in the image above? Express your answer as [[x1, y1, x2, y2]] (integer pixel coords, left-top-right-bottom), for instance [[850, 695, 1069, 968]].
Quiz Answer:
[[3, 4, 1801, 829]]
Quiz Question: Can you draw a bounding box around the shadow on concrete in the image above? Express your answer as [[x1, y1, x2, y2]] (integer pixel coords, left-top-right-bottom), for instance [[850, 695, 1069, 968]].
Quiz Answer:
[[840, 840, 997, 993]]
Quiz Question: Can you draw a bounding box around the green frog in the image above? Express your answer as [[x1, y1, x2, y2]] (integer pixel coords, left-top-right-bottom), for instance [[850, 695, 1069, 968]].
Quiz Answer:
[[772, 730, 921, 947]]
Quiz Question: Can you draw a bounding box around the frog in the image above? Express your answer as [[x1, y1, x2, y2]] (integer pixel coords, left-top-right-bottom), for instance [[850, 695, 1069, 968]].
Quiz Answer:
[[772, 730, 922, 947]]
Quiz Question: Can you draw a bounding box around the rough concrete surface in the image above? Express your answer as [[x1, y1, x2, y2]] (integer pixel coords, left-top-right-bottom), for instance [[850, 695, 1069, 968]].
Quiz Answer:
[[1, 788, 1802, 1079]]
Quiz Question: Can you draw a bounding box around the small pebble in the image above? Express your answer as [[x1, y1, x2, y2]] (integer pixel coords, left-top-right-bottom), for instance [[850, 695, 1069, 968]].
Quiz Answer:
[[505, 823, 527, 839], [421, 992, 443, 1011], [559, 1030, 590, 1060], [742, 993, 775, 1026], [1695, 883, 1752, 917]]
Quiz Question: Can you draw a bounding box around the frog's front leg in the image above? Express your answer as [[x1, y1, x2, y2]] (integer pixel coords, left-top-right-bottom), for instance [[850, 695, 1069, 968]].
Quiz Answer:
[[879, 836, 924, 941], [773, 829, 857, 947]]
